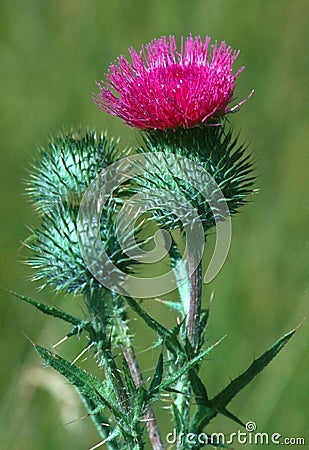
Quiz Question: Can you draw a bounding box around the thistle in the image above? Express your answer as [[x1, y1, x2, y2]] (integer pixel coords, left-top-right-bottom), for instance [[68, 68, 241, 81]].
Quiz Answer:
[[14, 34, 296, 450], [94, 34, 253, 129]]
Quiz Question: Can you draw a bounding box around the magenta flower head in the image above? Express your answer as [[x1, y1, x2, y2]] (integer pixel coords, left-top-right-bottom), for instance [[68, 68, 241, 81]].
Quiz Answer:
[[94, 34, 252, 130]]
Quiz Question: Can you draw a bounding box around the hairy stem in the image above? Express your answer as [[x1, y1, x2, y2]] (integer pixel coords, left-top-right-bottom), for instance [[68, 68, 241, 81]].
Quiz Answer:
[[186, 255, 203, 350], [85, 292, 130, 414], [122, 346, 165, 450]]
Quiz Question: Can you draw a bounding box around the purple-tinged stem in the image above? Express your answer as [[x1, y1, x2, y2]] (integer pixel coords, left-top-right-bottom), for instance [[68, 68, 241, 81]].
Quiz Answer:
[[122, 346, 165, 450], [186, 255, 202, 350]]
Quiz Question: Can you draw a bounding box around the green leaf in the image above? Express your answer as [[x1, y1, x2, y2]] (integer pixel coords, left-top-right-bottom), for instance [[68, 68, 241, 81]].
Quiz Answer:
[[80, 395, 120, 450], [189, 368, 209, 405], [172, 403, 184, 435], [197, 307, 210, 351], [89, 429, 121, 450], [170, 317, 185, 340], [193, 328, 296, 431], [149, 337, 224, 396], [37, 345, 142, 445], [212, 328, 296, 408], [125, 296, 182, 354], [9, 290, 94, 334], [220, 408, 245, 427], [149, 348, 164, 391], [121, 357, 137, 397], [34, 344, 124, 423]]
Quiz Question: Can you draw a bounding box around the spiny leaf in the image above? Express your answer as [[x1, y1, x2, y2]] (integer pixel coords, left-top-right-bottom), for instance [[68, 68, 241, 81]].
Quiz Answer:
[[149, 336, 224, 396], [170, 317, 185, 340], [89, 429, 121, 450], [212, 328, 296, 408], [220, 408, 245, 428], [121, 357, 137, 397], [34, 344, 124, 423], [36, 345, 139, 443], [9, 290, 93, 334], [80, 395, 119, 450], [172, 403, 184, 435], [197, 307, 210, 351], [125, 296, 182, 354], [189, 368, 209, 404], [149, 348, 164, 391], [193, 328, 296, 431]]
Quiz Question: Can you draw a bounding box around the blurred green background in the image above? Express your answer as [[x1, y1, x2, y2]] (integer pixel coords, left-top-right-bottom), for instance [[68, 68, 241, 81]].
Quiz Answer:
[[0, 1, 307, 449]]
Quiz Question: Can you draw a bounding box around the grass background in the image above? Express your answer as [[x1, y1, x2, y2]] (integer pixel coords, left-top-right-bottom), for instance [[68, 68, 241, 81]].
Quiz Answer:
[[0, 0, 307, 449]]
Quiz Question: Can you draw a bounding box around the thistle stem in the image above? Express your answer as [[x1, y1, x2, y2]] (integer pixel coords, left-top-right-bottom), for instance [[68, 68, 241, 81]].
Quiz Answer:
[[85, 293, 131, 413], [186, 254, 203, 350], [122, 346, 165, 450]]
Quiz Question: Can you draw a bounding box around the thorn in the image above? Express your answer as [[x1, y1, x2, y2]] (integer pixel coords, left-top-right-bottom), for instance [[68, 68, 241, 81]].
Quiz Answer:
[[294, 317, 307, 331], [22, 331, 35, 345], [153, 297, 166, 303], [71, 342, 94, 365], [0, 286, 11, 294], [209, 291, 214, 305], [65, 413, 90, 425], [229, 89, 255, 113], [139, 417, 157, 423], [53, 335, 68, 349], [213, 335, 227, 347], [142, 365, 158, 374], [89, 439, 108, 450], [136, 342, 161, 354]]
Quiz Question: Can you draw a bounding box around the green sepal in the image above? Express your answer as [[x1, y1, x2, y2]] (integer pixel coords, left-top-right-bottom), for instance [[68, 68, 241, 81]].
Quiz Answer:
[[135, 126, 255, 231], [28, 129, 123, 213]]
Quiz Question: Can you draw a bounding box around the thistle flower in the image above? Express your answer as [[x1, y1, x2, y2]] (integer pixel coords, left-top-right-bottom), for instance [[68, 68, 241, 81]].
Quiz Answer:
[[94, 34, 252, 130]]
